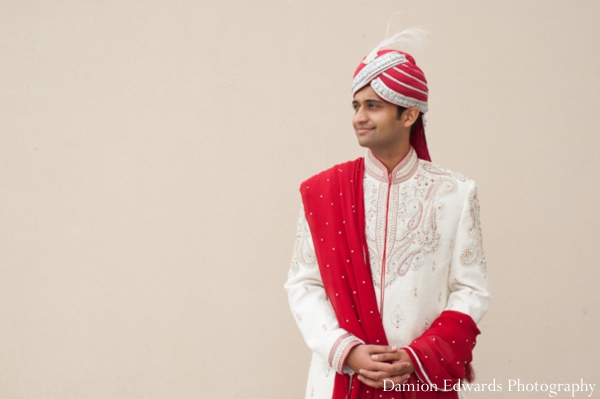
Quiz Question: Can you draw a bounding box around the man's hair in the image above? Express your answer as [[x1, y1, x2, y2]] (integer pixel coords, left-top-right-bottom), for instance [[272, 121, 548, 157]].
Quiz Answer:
[[396, 106, 408, 119], [397, 106, 419, 134]]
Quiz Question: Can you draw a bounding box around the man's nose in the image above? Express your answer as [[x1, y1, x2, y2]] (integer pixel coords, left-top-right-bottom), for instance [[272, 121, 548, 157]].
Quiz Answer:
[[353, 107, 368, 124]]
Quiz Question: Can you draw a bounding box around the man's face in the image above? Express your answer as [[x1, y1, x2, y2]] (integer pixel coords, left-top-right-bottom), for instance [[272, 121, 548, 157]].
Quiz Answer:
[[352, 85, 407, 152]]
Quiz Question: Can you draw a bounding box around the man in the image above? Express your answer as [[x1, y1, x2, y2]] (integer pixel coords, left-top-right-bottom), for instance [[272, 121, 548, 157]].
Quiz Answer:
[[285, 38, 491, 399]]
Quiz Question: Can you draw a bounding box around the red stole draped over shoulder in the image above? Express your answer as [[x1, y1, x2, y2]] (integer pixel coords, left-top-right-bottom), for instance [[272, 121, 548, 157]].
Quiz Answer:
[[300, 158, 480, 399]]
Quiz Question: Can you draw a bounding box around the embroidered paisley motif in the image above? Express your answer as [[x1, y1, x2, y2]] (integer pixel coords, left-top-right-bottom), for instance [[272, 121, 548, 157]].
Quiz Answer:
[[460, 187, 487, 274], [366, 162, 460, 288], [391, 305, 406, 328], [291, 208, 317, 275]]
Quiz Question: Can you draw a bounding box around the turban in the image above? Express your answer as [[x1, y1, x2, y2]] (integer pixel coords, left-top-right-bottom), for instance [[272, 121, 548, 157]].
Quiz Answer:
[[352, 49, 431, 161]]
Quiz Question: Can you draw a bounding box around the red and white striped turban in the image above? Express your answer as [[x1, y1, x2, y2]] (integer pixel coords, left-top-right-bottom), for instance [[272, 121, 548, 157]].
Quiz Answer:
[[352, 49, 431, 161]]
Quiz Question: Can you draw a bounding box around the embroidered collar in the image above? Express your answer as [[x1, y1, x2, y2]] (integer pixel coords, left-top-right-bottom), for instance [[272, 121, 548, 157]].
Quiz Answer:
[[365, 146, 419, 184]]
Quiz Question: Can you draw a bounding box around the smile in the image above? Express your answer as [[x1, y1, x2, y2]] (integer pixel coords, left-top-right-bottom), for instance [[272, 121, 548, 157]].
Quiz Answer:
[[356, 127, 374, 134]]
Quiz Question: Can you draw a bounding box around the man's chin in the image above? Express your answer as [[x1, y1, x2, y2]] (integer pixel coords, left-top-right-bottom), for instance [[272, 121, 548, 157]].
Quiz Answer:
[[356, 137, 372, 149]]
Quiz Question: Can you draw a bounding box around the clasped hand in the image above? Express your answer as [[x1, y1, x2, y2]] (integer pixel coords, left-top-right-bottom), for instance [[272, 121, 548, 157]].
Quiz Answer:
[[345, 344, 414, 389]]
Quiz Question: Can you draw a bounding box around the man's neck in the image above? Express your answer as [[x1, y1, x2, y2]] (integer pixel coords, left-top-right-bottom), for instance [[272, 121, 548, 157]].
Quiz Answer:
[[370, 143, 411, 175]]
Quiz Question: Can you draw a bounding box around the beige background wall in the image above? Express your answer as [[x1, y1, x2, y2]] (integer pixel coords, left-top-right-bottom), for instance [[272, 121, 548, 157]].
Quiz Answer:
[[1, 1, 598, 398]]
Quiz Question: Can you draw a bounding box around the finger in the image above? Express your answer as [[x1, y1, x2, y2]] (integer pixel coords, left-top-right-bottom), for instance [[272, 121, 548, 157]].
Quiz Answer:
[[356, 374, 381, 389], [359, 369, 391, 381], [362, 361, 401, 374], [369, 357, 413, 375], [360, 361, 409, 378], [361, 362, 411, 378], [367, 345, 398, 355], [393, 362, 412, 375], [371, 351, 403, 361], [371, 358, 412, 375], [388, 360, 414, 374]]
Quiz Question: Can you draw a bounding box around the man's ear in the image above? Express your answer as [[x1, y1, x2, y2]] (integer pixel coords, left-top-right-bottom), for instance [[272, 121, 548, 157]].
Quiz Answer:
[[403, 107, 420, 128]]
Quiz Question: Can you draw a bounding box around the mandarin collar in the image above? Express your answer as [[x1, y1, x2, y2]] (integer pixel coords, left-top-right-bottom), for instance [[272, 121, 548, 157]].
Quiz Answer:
[[365, 146, 419, 184]]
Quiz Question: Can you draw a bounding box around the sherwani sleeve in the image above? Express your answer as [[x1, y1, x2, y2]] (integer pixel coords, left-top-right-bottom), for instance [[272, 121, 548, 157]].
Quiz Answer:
[[285, 206, 364, 374], [446, 180, 492, 323], [405, 180, 491, 388]]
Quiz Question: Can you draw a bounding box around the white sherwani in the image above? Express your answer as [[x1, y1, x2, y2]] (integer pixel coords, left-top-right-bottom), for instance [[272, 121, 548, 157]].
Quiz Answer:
[[285, 147, 491, 399]]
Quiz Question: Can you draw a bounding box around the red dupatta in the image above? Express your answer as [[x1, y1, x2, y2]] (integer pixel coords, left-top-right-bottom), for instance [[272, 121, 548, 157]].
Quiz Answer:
[[300, 158, 479, 399]]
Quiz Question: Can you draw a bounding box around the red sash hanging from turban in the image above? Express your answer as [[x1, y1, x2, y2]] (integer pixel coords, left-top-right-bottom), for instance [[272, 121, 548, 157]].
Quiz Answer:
[[300, 159, 479, 399], [410, 116, 430, 162]]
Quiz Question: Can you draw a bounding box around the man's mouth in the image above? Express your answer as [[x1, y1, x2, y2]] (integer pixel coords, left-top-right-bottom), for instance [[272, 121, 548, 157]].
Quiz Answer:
[[355, 126, 374, 134]]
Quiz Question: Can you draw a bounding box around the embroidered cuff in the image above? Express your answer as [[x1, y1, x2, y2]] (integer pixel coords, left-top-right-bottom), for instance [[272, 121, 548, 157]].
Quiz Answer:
[[329, 333, 364, 374]]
